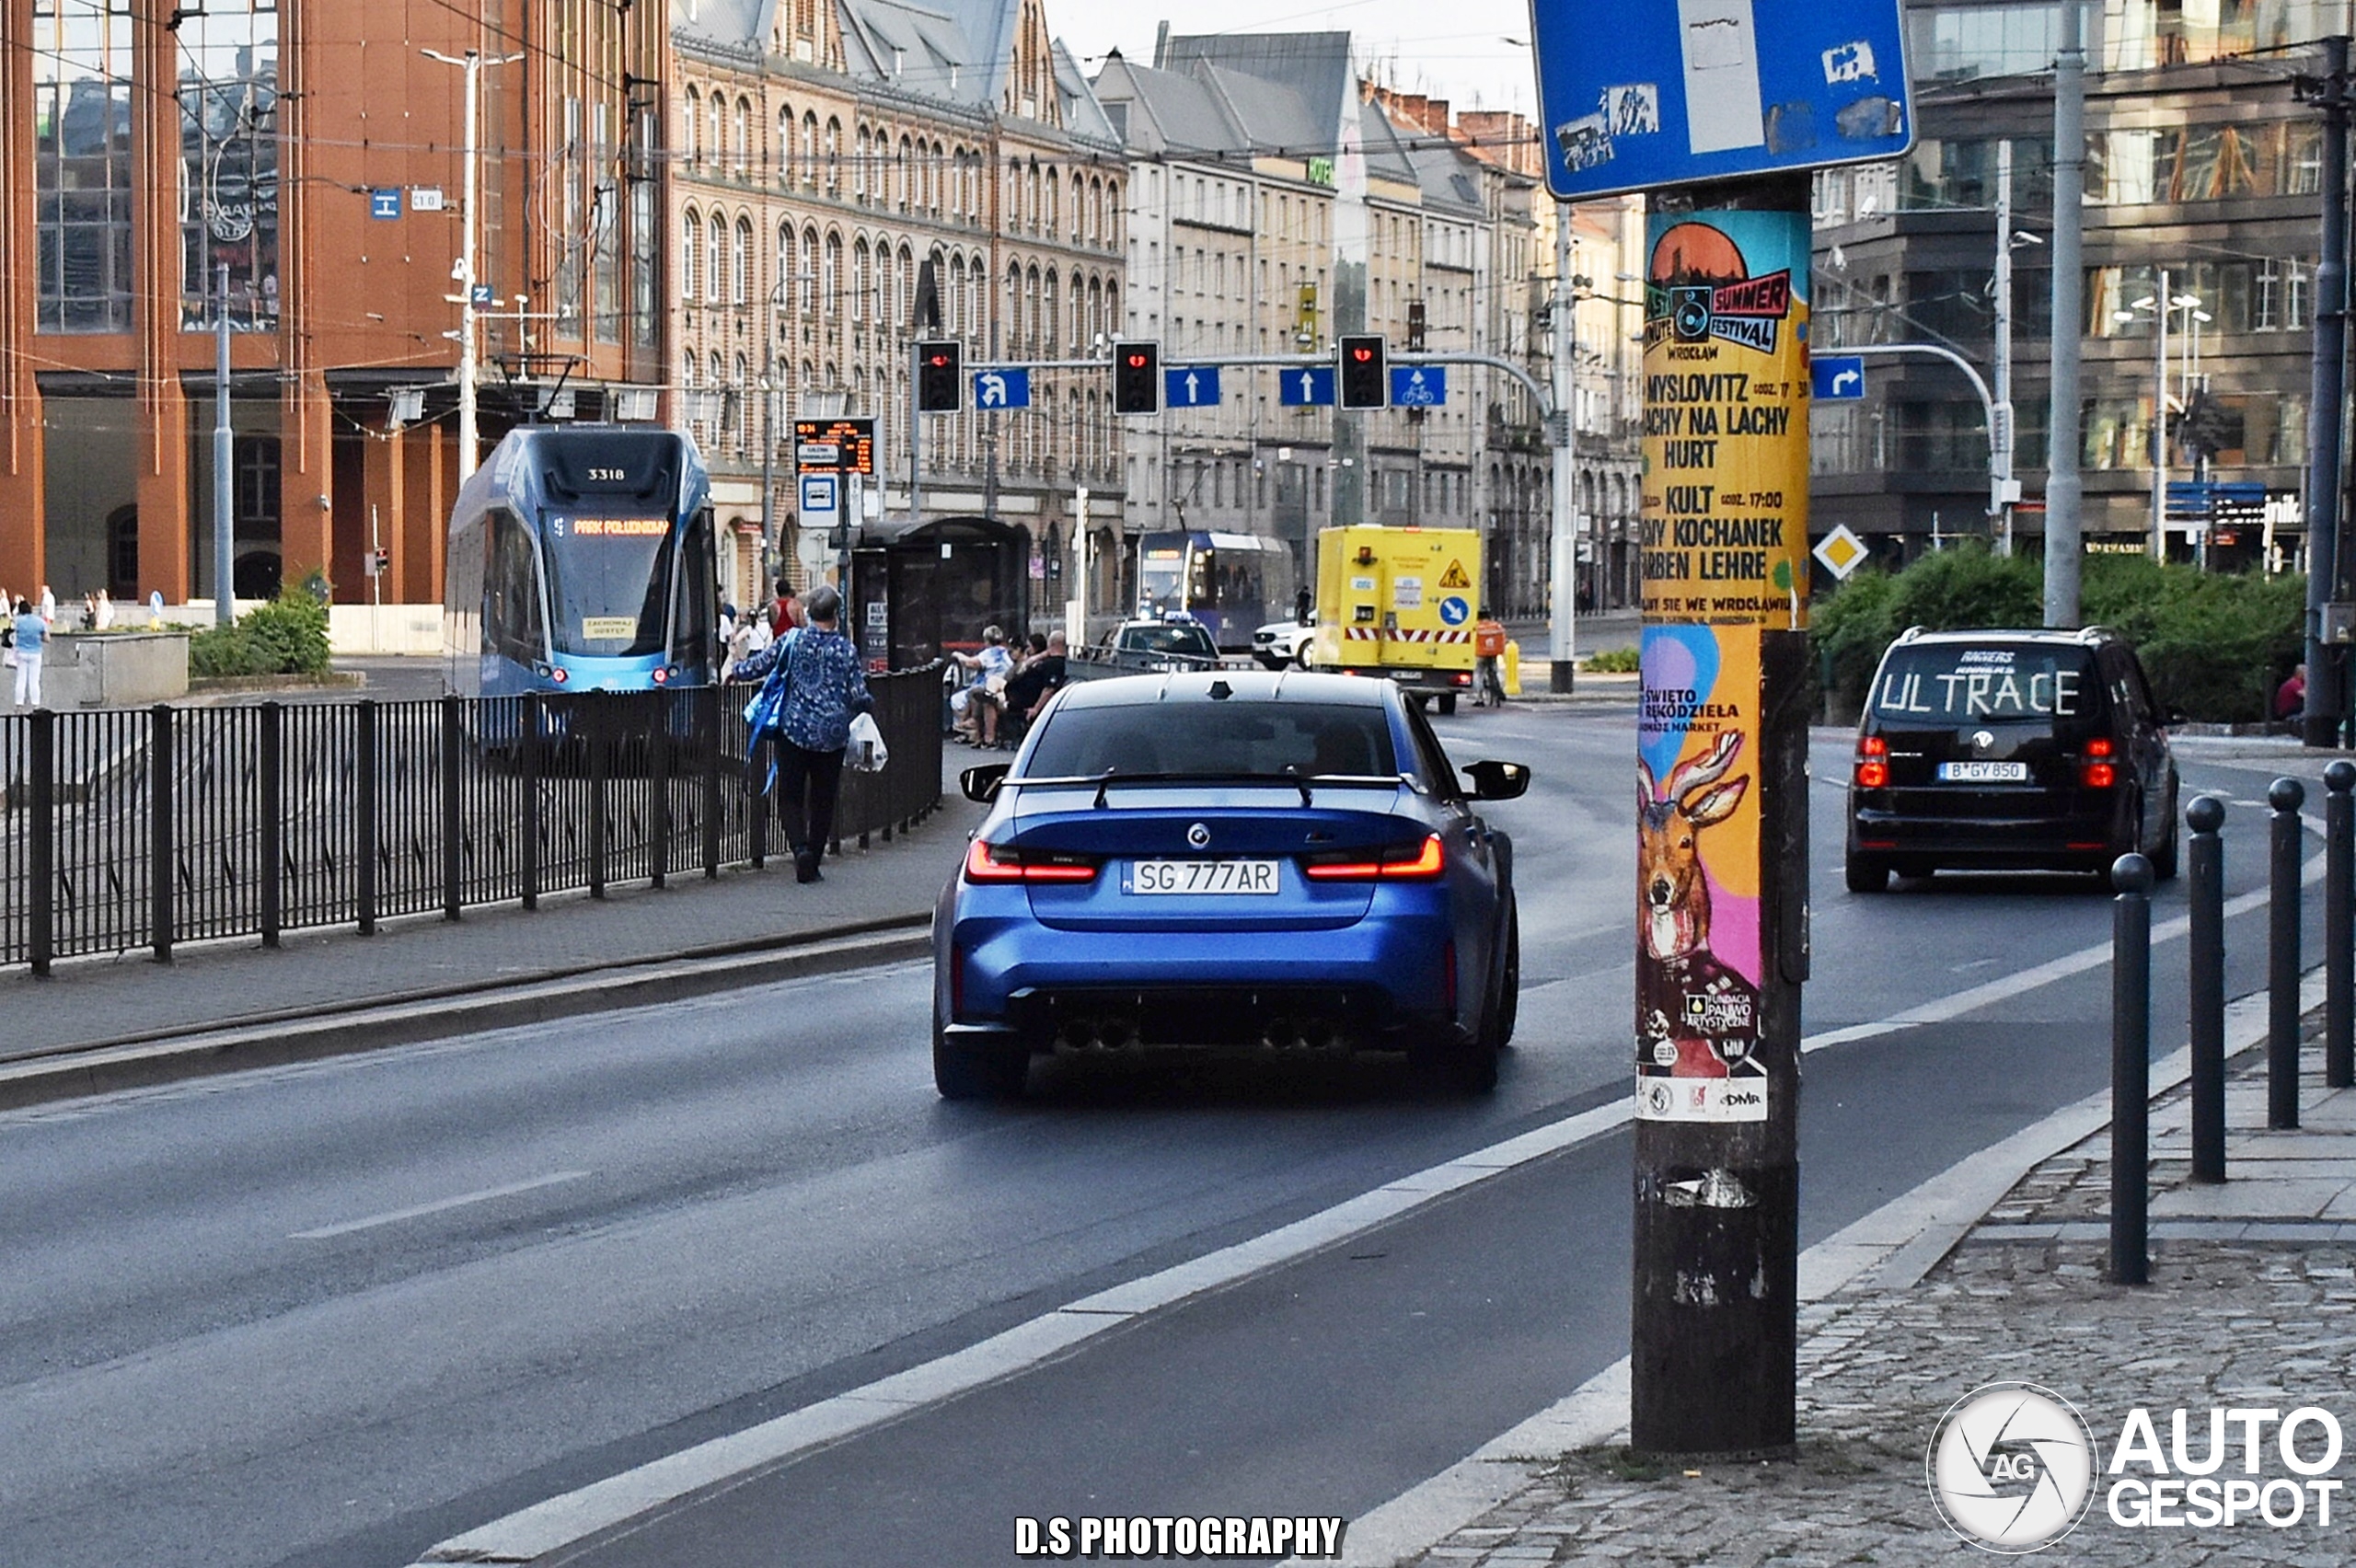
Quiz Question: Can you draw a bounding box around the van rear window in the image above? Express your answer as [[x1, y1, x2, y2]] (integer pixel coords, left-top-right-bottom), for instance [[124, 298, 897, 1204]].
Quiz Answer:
[[1870, 646, 2100, 722]]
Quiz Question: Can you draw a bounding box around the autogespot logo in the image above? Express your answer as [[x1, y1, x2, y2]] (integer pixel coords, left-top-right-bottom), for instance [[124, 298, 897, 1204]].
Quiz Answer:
[[1928, 1382, 2100, 1553]]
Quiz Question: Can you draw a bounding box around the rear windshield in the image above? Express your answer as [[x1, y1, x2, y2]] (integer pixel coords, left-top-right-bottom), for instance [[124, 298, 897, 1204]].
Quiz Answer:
[[1026, 699, 1398, 778], [1870, 645, 2102, 724], [1118, 623, 1217, 658]]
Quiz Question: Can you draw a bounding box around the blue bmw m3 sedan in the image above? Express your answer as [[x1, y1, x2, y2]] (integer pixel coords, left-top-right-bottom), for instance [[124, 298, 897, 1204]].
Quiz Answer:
[[932, 670, 1530, 1099]]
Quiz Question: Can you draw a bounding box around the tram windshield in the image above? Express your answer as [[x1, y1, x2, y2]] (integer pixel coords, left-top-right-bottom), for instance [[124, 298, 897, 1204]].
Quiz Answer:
[[545, 513, 676, 656]]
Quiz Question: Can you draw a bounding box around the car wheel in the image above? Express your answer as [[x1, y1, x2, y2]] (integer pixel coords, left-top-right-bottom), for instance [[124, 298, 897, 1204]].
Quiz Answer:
[[1293, 646, 1312, 670], [932, 1020, 1029, 1101], [1481, 903, 1520, 1052], [1843, 853, 1888, 894], [1438, 692, 1459, 716]]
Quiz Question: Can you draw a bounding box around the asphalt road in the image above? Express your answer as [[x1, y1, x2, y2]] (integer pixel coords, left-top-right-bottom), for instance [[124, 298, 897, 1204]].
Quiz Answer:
[[0, 708, 2327, 1568]]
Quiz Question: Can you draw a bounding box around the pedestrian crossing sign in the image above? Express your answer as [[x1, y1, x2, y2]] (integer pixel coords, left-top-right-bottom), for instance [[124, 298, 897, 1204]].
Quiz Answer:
[[1439, 559, 1471, 589]]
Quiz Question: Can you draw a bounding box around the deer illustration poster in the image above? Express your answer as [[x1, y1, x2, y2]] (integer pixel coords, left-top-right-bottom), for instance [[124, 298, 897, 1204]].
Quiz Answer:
[[1635, 622, 1769, 1122]]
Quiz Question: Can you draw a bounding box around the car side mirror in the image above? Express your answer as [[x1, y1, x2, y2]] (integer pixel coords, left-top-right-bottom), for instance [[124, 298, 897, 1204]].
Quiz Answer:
[[961, 763, 1010, 803], [1462, 759, 1531, 801]]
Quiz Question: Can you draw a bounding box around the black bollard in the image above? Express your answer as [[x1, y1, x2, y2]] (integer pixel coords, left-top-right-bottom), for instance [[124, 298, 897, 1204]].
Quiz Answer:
[[2328, 761, 2355, 1090], [2111, 853, 2153, 1286], [2269, 777, 2305, 1130], [2187, 795, 2227, 1183]]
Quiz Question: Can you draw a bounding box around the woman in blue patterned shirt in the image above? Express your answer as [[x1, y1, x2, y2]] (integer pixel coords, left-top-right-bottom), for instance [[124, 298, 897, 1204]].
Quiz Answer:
[[734, 584, 872, 882]]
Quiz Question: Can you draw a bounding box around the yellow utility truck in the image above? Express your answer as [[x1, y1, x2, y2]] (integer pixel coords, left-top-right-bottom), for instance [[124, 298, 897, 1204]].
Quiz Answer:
[[1303, 525, 1483, 713]]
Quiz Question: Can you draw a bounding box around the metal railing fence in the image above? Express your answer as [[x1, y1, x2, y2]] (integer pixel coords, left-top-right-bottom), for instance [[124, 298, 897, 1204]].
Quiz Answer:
[[0, 669, 944, 972]]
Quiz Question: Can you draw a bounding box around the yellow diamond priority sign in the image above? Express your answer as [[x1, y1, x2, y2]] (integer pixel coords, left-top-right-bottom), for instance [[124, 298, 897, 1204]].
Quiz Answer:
[[1813, 525, 1869, 582]]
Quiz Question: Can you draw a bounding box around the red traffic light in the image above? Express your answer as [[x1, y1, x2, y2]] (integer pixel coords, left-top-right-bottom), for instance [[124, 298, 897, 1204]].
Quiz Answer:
[[1350, 347, 1373, 362], [1125, 352, 1148, 368]]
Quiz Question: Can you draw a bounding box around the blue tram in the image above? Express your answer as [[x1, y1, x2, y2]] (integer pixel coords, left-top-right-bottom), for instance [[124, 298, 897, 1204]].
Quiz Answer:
[[1133, 529, 1291, 651], [444, 426, 718, 697]]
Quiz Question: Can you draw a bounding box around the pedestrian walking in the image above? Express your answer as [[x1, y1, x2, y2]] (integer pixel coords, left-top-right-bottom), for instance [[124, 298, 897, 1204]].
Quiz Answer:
[[10, 596, 47, 709], [1473, 618, 1508, 708], [771, 579, 803, 634], [733, 584, 872, 883]]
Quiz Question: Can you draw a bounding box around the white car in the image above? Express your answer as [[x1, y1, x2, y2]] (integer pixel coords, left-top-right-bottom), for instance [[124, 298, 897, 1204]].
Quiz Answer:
[[1252, 612, 1318, 669]]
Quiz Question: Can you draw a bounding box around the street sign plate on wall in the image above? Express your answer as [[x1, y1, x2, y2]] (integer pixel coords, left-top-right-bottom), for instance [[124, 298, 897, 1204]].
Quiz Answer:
[[1527, 0, 1914, 200]]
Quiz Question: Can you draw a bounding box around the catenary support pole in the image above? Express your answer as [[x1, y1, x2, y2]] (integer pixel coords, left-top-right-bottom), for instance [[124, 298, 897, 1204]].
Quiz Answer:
[[1631, 174, 1808, 1457], [214, 261, 234, 624], [2044, 0, 2088, 627], [2305, 34, 2350, 748], [1549, 199, 1577, 693]]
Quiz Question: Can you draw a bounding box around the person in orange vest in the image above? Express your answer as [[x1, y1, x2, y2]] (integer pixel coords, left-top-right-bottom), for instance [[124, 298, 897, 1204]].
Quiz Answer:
[[1473, 618, 1507, 708]]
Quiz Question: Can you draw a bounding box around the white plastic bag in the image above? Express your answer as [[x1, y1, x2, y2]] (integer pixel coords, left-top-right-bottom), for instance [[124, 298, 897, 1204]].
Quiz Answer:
[[847, 710, 889, 773]]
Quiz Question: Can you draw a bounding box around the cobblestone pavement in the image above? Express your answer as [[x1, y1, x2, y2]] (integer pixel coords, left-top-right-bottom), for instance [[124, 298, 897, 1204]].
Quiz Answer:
[[1402, 1043, 2356, 1567]]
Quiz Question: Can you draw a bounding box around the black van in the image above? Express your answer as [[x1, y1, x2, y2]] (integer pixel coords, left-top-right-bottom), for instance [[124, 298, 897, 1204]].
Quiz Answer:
[[1845, 627, 2180, 892]]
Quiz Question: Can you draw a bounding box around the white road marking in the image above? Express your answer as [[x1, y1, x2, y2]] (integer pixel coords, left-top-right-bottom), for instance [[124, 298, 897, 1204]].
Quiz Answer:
[[404, 875, 2317, 1566], [290, 1170, 593, 1240]]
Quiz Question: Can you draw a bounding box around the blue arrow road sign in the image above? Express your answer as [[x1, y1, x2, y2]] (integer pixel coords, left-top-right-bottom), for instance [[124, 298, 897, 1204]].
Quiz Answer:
[[1528, 1, 1913, 201], [973, 368, 1032, 409], [1810, 355, 1865, 401], [1280, 366, 1336, 407], [370, 189, 402, 220], [1165, 366, 1222, 409], [1390, 365, 1447, 408]]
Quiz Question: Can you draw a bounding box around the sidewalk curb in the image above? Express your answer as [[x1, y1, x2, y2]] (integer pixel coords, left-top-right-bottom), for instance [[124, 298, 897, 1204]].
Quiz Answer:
[[1321, 968, 2324, 1568], [0, 919, 932, 1113]]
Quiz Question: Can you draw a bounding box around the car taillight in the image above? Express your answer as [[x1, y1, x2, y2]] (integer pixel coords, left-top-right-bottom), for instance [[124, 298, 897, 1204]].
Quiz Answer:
[[1301, 834, 1446, 881], [2081, 736, 2116, 787], [962, 838, 1100, 883], [1854, 734, 1888, 790]]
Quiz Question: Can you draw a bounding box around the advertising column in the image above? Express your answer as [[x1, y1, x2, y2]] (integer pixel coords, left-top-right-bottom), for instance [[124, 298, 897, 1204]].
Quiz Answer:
[[1631, 176, 1812, 1455]]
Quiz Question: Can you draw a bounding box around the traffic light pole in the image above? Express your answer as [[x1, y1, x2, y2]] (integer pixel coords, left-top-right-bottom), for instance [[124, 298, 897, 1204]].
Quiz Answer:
[[1631, 173, 1809, 1458]]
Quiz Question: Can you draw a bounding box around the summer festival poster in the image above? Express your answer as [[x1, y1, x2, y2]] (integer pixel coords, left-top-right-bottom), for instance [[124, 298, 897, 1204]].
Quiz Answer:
[[1635, 623, 1768, 1122]]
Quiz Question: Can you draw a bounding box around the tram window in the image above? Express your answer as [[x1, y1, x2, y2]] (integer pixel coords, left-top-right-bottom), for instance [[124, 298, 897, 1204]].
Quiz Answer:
[[671, 509, 718, 671], [547, 513, 675, 656], [485, 510, 548, 663]]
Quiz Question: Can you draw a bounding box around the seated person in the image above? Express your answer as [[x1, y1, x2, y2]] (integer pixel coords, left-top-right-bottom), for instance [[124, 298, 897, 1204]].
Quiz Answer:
[[1002, 630, 1069, 724], [949, 625, 1015, 744]]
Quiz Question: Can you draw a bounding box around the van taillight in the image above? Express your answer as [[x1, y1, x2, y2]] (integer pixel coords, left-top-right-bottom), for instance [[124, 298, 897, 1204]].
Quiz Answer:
[[1854, 734, 1888, 790], [2081, 736, 2116, 788]]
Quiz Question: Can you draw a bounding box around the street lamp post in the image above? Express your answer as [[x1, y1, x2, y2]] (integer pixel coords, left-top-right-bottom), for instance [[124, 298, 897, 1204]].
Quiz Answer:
[[422, 48, 523, 486], [2114, 274, 2206, 560]]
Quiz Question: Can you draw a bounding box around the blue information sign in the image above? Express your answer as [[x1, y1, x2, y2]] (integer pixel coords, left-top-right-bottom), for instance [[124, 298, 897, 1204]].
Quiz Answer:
[[1810, 355, 1865, 401], [1279, 366, 1336, 407], [1390, 365, 1446, 408], [369, 189, 403, 221], [1164, 366, 1222, 409], [1528, 1, 1913, 201], [1438, 595, 1472, 627], [973, 368, 1032, 409]]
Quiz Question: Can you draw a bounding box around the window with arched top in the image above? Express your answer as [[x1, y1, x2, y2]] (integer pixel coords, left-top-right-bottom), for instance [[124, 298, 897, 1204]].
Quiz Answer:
[[802, 112, 818, 185], [733, 352, 750, 451], [1106, 182, 1120, 248], [801, 225, 819, 313], [897, 243, 914, 328], [852, 239, 870, 323], [823, 231, 842, 313], [711, 351, 729, 437], [1005, 264, 1021, 350], [825, 118, 841, 195], [855, 128, 871, 201], [734, 98, 751, 170], [947, 254, 965, 334], [683, 88, 700, 163], [1043, 269, 1059, 357], [896, 135, 911, 209], [681, 208, 702, 300], [777, 104, 793, 179], [709, 96, 725, 171], [706, 219, 724, 303], [776, 222, 793, 305], [733, 215, 753, 306]]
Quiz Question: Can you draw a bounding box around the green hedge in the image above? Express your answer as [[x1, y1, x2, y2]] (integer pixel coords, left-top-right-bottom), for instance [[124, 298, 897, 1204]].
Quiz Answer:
[[1813, 547, 2302, 724], [188, 589, 333, 678]]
